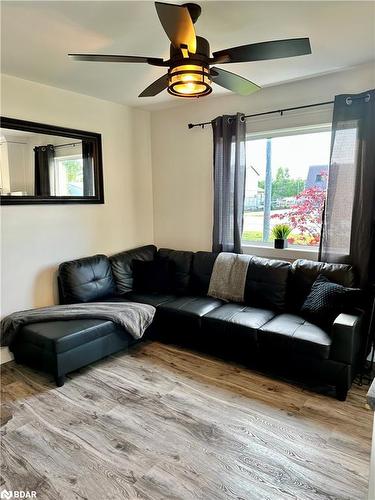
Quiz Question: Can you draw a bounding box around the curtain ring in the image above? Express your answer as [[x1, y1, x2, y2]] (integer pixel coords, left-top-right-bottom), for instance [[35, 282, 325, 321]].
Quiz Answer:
[[346, 93, 371, 105], [227, 117, 232, 124], [240, 115, 245, 123]]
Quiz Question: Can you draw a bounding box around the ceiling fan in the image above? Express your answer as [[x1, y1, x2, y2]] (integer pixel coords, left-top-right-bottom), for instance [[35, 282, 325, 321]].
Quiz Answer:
[[69, 2, 311, 99]]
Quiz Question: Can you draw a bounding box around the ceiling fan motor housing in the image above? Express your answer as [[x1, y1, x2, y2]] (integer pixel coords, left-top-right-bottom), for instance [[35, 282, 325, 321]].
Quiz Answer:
[[169, 36, 210, 62], [182, 3, 202, 24]]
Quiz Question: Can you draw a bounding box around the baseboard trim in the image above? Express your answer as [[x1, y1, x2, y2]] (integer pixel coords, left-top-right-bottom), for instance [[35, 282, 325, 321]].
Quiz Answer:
[[1, 347, 14, 365]]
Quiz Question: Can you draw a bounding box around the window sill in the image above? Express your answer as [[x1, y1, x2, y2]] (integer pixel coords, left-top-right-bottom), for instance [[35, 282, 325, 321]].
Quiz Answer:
[[242, 243, 318, 262]]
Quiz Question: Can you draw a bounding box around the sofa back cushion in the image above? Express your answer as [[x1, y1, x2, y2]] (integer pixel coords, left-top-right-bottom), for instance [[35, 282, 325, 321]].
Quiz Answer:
[[190, 251, 218, 295], [110, 245, 156, 294], [191, 251, 290, 310], [157, 248, 193, 294], [288, 259, 357, 311], [59, 254, 116, 304], [244, 256, 291, 311], [132, 258, 175, 293]]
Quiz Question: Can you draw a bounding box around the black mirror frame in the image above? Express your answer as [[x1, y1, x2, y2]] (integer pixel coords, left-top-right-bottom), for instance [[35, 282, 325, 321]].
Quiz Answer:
[[0, 117, 104, 205]]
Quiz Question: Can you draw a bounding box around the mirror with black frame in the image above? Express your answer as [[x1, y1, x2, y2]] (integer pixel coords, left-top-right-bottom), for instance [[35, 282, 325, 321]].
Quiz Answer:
[[0, 117, 103, 204]]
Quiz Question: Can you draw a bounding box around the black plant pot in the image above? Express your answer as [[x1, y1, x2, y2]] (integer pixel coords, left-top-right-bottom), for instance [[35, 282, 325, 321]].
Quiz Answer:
[[274, 238, 287, 249]]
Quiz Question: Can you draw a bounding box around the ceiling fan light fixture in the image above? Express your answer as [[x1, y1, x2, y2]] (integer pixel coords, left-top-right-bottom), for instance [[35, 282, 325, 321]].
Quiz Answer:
[[167, 63, 211, 98]]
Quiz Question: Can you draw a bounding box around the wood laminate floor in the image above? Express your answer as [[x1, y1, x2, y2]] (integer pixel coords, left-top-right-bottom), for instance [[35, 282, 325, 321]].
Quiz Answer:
[[0, 341, 372, 500]]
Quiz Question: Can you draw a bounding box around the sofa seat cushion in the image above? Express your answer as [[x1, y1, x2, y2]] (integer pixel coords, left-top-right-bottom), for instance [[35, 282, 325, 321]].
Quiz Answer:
[[124, 291, 177, 308], [158, 296, 223, 330], [159, 296, 223, 317], [94, 295, 131, 303], [259, 313, 331, 360], [15, 319, 123, 354], [202, 304, 275, 340]]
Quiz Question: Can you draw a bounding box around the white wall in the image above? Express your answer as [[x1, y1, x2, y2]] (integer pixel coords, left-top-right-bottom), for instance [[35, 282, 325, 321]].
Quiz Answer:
[[0, 74, 154, 362], [150, 62, 375, 252]]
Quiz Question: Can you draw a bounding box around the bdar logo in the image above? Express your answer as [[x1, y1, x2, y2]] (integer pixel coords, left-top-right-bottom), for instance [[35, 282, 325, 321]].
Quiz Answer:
[[0, 491, 36, 499]]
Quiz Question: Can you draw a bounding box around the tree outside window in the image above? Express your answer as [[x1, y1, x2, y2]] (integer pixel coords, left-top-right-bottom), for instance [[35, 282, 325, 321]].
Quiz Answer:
[[243, 128, 331, 247]]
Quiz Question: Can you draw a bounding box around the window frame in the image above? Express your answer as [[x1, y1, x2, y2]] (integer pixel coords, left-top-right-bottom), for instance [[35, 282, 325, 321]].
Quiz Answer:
[[242, 123, 332, 257]]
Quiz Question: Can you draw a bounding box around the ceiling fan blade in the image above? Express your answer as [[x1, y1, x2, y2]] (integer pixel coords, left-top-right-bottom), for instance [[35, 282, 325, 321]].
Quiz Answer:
[[155, 2, 196, 54], [68, 54, 166, 66], [213, 38, 311, 64], [139, 74, 169, 97], [211, 67, 260, 96]]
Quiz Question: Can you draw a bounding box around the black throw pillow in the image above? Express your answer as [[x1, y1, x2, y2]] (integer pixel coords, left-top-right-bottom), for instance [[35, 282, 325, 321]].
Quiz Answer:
[[300, 274, 361, 328], [132, 259, 174, 294]]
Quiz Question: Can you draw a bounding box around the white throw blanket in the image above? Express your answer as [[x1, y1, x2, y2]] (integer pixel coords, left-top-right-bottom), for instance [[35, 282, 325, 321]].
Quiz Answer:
[[208, 252, 251, 303]]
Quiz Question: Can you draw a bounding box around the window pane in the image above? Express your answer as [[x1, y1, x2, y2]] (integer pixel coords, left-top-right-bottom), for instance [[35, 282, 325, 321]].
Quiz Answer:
[[243, 129, 331, 246], [243, 139, 267, 242], [52, 157, 84, 196]]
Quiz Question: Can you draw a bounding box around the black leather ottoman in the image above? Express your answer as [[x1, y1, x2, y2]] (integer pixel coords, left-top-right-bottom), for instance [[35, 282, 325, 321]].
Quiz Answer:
[[10, 319, 138, 386]]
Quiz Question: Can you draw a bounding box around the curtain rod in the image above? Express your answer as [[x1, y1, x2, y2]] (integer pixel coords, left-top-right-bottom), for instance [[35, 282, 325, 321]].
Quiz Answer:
[[33, 141, 81, 150], [187, 100, 334, 129], [54, 141, 81, 149]]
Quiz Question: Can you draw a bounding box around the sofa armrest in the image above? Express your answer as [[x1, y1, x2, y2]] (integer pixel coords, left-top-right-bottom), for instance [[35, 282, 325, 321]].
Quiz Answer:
[[329, 311, 364, 365]]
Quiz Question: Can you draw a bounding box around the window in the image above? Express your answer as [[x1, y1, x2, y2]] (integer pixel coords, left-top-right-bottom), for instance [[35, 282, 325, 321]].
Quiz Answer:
[[243, 126, 331, 247], [51, 155, 84, 196]]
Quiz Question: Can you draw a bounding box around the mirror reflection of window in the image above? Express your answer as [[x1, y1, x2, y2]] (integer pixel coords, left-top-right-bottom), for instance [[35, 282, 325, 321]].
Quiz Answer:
[[0, 128, 95, 197], [50, 141, 84, 196], [52, 156, 84, 196]]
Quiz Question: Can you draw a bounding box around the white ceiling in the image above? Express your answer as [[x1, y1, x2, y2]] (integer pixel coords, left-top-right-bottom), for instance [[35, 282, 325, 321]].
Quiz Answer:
[[1, 1, 374, 110]]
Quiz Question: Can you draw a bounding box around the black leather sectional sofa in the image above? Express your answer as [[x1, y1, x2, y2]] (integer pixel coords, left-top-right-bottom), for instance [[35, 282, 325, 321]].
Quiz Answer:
[[10, 245, 364, 400]]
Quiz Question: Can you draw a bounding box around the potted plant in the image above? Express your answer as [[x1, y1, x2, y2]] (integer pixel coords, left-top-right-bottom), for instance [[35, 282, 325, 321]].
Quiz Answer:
[[272, 223, 293, 249]]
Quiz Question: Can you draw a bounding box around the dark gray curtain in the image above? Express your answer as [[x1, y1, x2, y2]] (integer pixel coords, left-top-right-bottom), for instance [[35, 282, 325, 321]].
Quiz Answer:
[[320, 89, 375, 287], [82, 140, 94, 196], [211, 113, 246, 253], [34, 144, 54, 196]]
